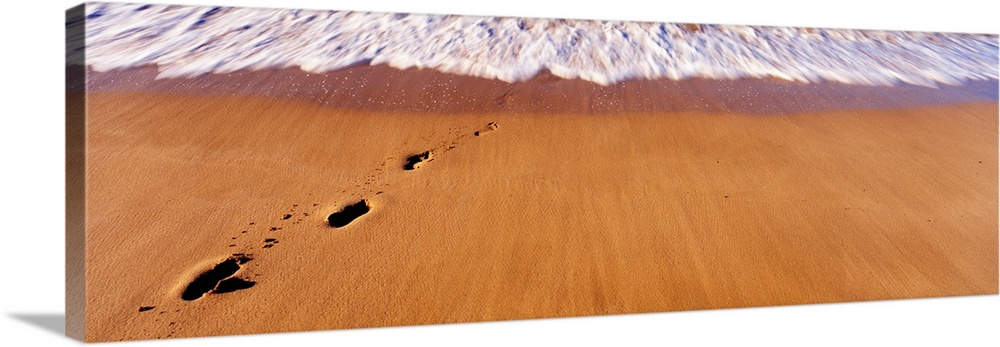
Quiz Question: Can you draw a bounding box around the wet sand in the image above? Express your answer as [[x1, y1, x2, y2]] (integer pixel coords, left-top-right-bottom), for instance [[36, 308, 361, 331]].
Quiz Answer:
[[74, 66, 998, 341], [85, 64, 999, 115]]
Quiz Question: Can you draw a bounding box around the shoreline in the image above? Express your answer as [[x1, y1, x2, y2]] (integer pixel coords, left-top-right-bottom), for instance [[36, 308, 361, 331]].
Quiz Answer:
[[81, 64, 999, 115]]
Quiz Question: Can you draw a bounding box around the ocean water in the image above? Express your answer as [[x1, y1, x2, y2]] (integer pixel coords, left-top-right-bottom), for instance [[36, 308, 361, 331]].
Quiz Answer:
[[69, 2, 999, 88]]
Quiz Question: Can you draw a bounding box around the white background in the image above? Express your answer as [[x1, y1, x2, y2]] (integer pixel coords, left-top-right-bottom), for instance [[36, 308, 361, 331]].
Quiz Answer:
[[0, 0, 997, 346]]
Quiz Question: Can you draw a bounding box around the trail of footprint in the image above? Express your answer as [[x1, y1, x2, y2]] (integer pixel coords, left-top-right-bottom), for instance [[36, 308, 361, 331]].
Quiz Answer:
[[139, 121, 500, 338], [347, 123, 483, 198], [400, 121, 498, 172], [331, 121, 500, 224]]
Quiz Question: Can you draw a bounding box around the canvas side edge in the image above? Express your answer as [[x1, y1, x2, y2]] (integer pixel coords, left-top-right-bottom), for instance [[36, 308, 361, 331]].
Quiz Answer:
[[66, 3, 87, 342]]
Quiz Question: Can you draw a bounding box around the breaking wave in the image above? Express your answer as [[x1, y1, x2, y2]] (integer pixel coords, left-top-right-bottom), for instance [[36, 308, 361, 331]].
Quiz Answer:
[[69, 2, 999, 87]]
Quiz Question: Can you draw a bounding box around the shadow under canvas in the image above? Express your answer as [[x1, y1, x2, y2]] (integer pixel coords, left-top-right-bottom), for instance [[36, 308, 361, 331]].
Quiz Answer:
[[9, 314, 66, 337]]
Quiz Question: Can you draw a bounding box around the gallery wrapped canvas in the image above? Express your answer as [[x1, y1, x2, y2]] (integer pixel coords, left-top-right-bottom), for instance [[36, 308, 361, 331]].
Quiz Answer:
[[66, 1, 998, 342]]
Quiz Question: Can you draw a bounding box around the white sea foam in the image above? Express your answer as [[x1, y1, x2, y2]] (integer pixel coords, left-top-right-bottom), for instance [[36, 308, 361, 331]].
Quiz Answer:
[[72, 2, 999, 87]]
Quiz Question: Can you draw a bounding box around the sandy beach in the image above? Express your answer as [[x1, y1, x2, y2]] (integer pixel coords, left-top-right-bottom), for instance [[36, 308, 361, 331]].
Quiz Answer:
[[73, 66, 998, 341]]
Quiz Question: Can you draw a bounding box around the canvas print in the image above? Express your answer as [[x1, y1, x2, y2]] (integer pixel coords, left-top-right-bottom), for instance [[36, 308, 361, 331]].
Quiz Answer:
[[65, 2, 998, 342]]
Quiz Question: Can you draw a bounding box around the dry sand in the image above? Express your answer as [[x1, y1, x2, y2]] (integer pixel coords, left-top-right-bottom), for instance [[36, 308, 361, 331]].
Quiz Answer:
[[74, 67, 998, 341]]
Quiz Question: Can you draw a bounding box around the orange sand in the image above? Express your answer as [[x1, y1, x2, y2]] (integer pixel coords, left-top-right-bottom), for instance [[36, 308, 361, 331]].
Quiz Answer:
[[74, 88, 997, 341]]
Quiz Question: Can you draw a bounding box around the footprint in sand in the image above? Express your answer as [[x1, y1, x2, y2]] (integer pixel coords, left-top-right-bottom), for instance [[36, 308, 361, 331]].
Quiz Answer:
[[403, 150, 434, 170], [474, 122, 499, 136], [496, 91, 514, 106], [328, 199, 370, 228], [180, 255, 256, 301]]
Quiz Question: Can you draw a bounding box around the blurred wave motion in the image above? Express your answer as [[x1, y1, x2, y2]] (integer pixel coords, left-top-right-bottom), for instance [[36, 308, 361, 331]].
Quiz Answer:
[[71, 2, 999, 87]]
